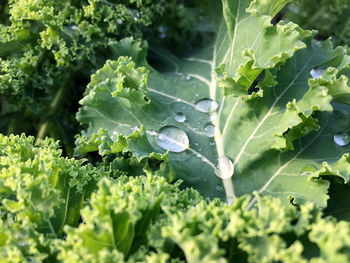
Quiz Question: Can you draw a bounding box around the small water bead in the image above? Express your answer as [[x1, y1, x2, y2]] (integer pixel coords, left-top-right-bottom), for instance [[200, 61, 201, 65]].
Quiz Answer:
[[181, 74, 191, 81], [182, 106, 186, 110], [174, 112, 186, 123], [195, 99, 218, 113], [158, 26, 167, 39], [312, 40, 322, 48], [148, 130, 157, 136], [215, 156, 234, 179], [131, 126, 140, 132], [209, 141, 215, 146], [204, 124, 216, 138], [216, 185, 224, 191], [117, 19, 123, 24], [194, 142, 199, 146], [156, 126, 189, 153], [334, 132, 350, 146], [310, 67, 325, 79]]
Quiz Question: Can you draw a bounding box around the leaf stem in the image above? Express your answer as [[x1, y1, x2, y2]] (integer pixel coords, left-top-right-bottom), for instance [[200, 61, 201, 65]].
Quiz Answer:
[[35, 74, 69, 142], [303, 5, 328, 29]]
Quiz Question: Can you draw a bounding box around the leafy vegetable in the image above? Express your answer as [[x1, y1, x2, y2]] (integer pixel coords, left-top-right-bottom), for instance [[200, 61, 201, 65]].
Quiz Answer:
[[285, 0, 350, 49], [0, 134, 105, 238], [0, 134, 349, 262], [0, 0, 199, 154], [76, 0, 350, 207], [57, 173, 350, 263], [2, 0, 350, 261]]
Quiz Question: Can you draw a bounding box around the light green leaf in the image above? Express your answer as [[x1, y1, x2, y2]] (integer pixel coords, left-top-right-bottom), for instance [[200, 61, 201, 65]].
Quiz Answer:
[[76, 0, 350, 206]]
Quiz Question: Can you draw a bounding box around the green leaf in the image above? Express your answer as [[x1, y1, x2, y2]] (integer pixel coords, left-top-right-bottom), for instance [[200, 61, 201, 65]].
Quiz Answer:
[[76, 0, 350, 206], [57, 175, 201, 261], [0, 134, 104, 237]]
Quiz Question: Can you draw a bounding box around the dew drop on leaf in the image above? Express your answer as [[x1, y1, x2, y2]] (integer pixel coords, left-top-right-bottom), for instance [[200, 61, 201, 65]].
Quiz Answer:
[[204, 124, 216, 137], [194, 142, 199, 146], [131, 125, 139, 132], [195, 99, 218, 113], [310, 68, 325, 79], [215, 156, 234, 179], [156, 126, 189, 153], [148, 130, 157, 136], [181, 74, 191, 81], [334, 132, 350, 146], [216, 185, 223, 191], [174, 112, 186, 123]]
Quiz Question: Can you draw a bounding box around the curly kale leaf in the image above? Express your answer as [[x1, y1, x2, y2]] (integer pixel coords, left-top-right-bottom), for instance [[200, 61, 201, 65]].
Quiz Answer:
[[0, 0, 200, 154], [76, 0, 350, 207], [0, 134, 105, 237], [56, 174, 350, 263]]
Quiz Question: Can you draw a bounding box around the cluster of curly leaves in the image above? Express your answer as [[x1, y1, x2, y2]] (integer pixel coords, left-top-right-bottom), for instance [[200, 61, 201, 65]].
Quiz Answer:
[[1, 0, 350, 262], [1, 134, 350, 262], [0, 0, 202, 154]]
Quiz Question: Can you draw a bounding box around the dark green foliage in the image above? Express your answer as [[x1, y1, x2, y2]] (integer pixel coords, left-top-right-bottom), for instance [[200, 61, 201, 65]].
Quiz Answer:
[[285, 0, 350, 48]]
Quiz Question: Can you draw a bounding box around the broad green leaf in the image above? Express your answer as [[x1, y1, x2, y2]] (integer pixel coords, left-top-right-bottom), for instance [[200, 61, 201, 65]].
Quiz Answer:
[[76, 0, 350, 206]]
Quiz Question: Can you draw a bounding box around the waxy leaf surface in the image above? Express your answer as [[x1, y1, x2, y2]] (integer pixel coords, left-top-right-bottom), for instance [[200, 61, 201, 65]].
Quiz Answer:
[[77, 0, 350, 205]]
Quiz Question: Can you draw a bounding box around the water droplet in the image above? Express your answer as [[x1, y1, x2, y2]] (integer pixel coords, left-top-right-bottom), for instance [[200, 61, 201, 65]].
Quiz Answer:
[[182, 106, 186, 110], [71, 25, 78, 30], [131, 126, 139, 132], [215, 156, 234, 179], [195, 99, 218, 113], [209, 141, 215, 146], [216, 185, 223, 191], [148, 130, 157, 136], [312, 40, 321, 48], [156, 126, 189, 153], [198, 148, 202, 151], [181, 74, 191, 81], [204, 124, 216, 138], [194, 142, 199, 146], [195, 94, 199, 97], [334, 132, 350, 146], [310, 68, 325, 79], [117, 19, 123, 24], [174, 112, 186, 123]]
